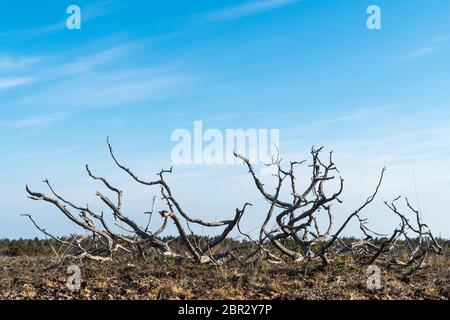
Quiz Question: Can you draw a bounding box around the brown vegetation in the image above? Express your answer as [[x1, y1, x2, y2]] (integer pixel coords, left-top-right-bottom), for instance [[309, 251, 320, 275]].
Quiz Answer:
[[0, 251, 448, 300]]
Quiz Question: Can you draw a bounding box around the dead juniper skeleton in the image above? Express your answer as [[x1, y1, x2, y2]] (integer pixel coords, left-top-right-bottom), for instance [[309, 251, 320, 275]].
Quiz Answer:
[[25, 138, 248, 264], [234, 147, 442, 269], [234, 147, 382, 266], [356, 196, 443, 269], [24, 140, 442, 269]]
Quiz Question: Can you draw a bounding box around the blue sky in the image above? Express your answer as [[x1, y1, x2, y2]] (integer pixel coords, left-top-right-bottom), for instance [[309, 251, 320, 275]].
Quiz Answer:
[[1, 0, 450, 239]]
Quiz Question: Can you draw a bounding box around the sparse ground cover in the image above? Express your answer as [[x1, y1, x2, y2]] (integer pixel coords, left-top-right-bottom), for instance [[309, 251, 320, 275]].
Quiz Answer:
[[0, 253, 448, 300]]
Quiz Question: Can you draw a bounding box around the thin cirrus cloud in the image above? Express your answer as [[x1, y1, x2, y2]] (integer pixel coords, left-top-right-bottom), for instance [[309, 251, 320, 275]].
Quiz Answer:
[[0, 76, 34, 90], [284, 107, 450, 170], [1, 112, 69, 129], [203, 0, 301, 22], [2, 40, 189, 129], [53, 44, 133, 75], [399, 36, 449, 62], [14, 68, 188, 111], [0, 56, 42, 72], [400, 46, 439, 61]]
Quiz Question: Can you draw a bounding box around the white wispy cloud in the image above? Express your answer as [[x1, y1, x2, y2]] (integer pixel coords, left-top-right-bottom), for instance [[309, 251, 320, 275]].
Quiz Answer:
[[310, 108, 384, 126], [0, 22, 63, 40], [431, 35, 450, 45], [1, 38, 189, 130], [203, 0, 301, 22], [399, 35, 450, 62], [14, 68, 188, 111], [401, 46, 439, 61], [0, 76, 34, 90], [54, 45, 132, 74], [0, 56, 42, 72], [1, 112, 68, 129]]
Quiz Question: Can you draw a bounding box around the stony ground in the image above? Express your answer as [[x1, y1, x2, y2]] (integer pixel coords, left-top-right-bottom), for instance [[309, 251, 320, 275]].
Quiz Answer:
[[0, 254, 448, 300]]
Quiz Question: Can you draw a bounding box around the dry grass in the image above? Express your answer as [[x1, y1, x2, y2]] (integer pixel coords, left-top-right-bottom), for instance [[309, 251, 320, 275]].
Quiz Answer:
[[0, 254, 448, 300]]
